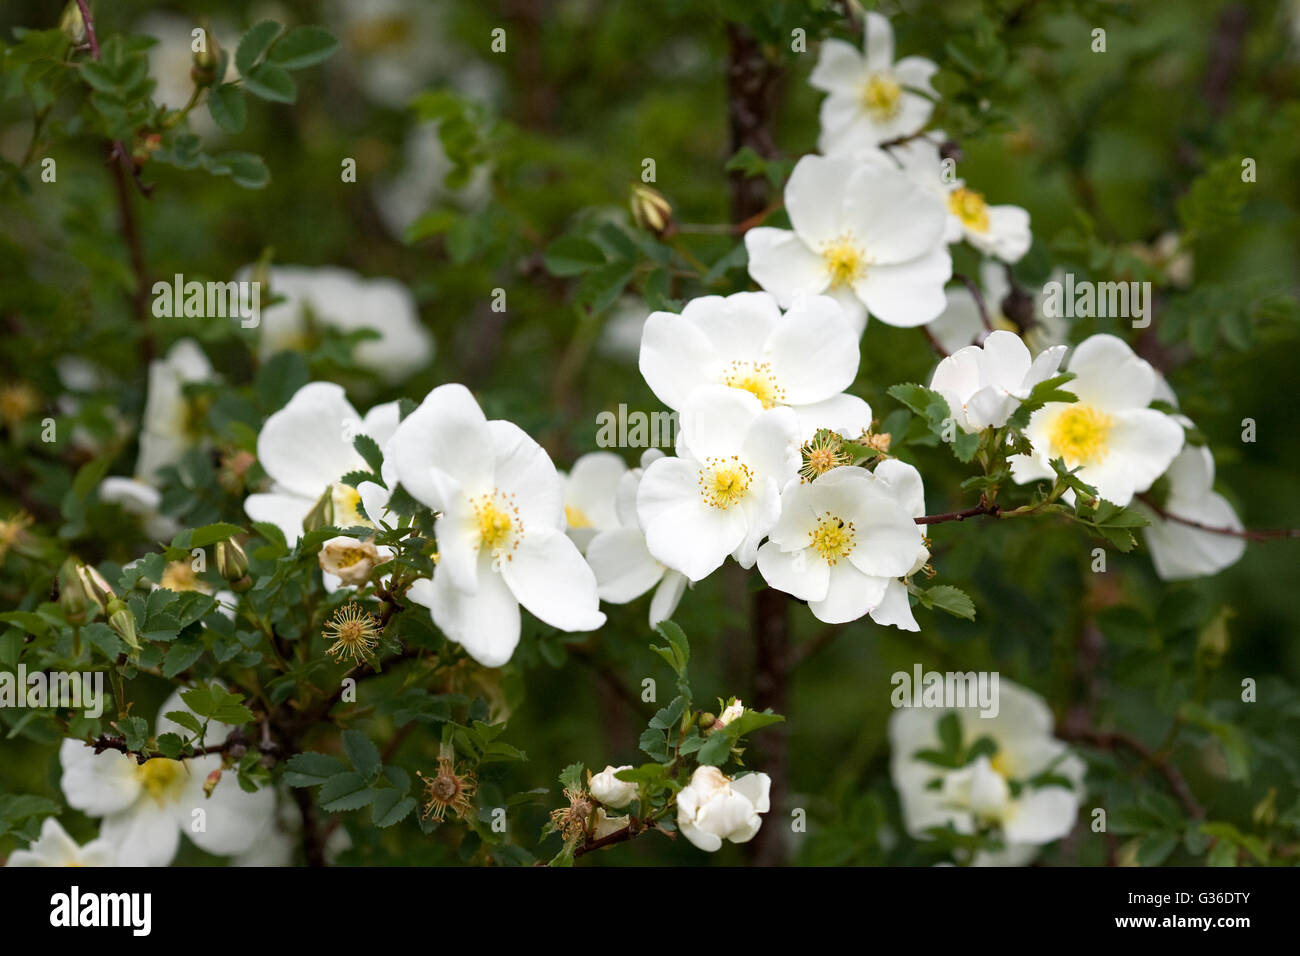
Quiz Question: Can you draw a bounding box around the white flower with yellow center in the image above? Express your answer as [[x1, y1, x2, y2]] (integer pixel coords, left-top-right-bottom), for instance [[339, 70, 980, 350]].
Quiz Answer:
[[4, 817, 115, 867], [884, 136, 1032, 263], [243, 266, 434, 383], [585, 450, 690, 628], [58, 691, 275, 867], [928, 260, 1068, 355], [244, 382, 399, 554], [889, 679, 1085, 866], [676, 766, 771, 853], [809, 13, 938, 152], [561, 451, 629, 553], [389, 384, 605, 667], [638, 291, 873, 439], [636, 387, 800, 582], [929, 330, 1067, 433], [1010, 334, 1184, 507], [757, 462, 928, 627], [745, 153, 951, 333]]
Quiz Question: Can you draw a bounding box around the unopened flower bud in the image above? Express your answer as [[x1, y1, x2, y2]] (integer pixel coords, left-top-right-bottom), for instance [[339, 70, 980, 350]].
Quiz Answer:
[[60, 1, 87, 45], [191, 31, 222, 88], [302, 486, 335, 532], [715, 699, 744, 730], [216, 539, 249, 583], [319, 536, 381, 586], [589, 765, 637, 809], [203, 768, 222, 798], [106, 596, 141, 650], [630, 185, 673, 237], [58, 557, 96, 623]]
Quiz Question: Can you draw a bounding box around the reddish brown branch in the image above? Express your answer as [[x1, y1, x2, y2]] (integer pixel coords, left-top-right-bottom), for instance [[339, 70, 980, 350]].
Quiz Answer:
[[1138, 493, 1299, 541]]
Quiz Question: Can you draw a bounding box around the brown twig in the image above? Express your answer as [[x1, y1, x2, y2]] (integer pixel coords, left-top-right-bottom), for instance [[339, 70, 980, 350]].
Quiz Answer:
[[953, 271, 994, 333], [1137, 493, 1299, 541], [915, 502, 1001, 525], [1060, 727, 1205, 820]]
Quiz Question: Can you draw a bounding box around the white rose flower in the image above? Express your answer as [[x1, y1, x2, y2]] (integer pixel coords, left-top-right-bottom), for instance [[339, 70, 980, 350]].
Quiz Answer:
[[244, 382, 399, 553], [562, 451, 629, 553], [389, 384, 605, 667], [638, 291, 872, 439], [745, 153, 951, 333], [135, 338, 215, 484], [589, 765, 638, 809], [1138, 445, 1245, 580], [929, 330, 1067, 433], [757, 461, 928, 628], [810, 13, 938, 152], [59, 690, 276, 867], [889, 679, 1085, 866], [637, 386, 801, 582], [246, 266, 433, 383], [1010, 334, 1184, 507], [676, 766, 771, 852], [4, 817, 115, 867], [714, 699, 744, 729], [884, 136, 1032, 263], [318, 536, 385, 586], [585, 450, 690, 628]]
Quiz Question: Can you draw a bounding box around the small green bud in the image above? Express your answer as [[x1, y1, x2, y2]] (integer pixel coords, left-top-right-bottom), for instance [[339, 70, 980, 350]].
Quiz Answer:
[[59, 1, 87, 46], [216, 538, 249, 581], [106, 596, 141, 650], [191, 30, 222, 88], [630, 185, 673, 237]]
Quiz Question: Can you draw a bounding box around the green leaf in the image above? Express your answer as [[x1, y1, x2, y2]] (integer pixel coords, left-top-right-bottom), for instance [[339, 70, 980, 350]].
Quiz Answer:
[[371, 790, 416, 828], [721, 709, 785, 739], [242, 62, 296, 103], [207, 83, 246, 133], [235, 21, 282, 75], [651, 620, 690, 676], [543, 236, 607, 277], [118, 716, 148, 752], [558, 762, 585, 792], [171, 522, 244, 551], [696, 731, 733, 767], [156, 733, 184, 759], [1137, 831, 1179, 866], [162, 637, 204, 678], [284, 752, 346, 787], [214, 151, 270, 190], [342, 729, 382, 781], [267, 26, 338, 70], [318, 771, 376, 812], [916, 585, 976, 622], [353, 434, 385, 476], [163, 710, 204, 738]]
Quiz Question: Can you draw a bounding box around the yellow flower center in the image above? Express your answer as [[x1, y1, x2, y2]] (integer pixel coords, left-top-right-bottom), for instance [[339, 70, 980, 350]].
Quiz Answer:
[[331, 483, 372, 528], [472, 491, 521, 562], [1048, 404, 1113, 466], [821, 235, 868, 288], [722, 360, 786, 409], [990, 750, 1012, 779], [136, 758, 187, 805], [565, 505, 591, 529], [861, 72, 902, 120], [809, 513, 855, 565], [948, 187, 990, 233], [160, 561, 201, 592], [698, 457, 753, 510]]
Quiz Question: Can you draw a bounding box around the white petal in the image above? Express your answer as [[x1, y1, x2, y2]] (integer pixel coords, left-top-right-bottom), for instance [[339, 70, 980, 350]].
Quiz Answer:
[[501, 527, 606, 632], [1004, 787, 1079, 845], [809, 37, 865, 93], [244, 491, 313, 545], [587, 527, 664, 603], [843, 166, 948, 266], [856, 243, 952, 328], [785, 154, 859, 246], [809, 563, 887, 623], [564, 452, 627, 531], [179, 754, 276, 857], [757, 540, 829, 602], [766, 294, 860, 404], [638, 308, 725, 412], [59, 739, 141, 817], [861, 11, 895, 69], [639, 457, 745, 582], [744, 228, 829, 307], [256, 382, 366, 499], [488, 420, 565, 529], [1065, 334, 1156, 411], [411, 560, 521, 668], [100, 802, 180, 867], [389, 383, 493, 509], [869, 577, 919, 631], [648, 571, 688, 627], [792, 393, 875, 441]]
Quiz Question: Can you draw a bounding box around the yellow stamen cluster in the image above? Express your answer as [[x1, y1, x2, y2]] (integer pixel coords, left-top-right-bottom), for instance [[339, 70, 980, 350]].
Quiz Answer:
[[809, 513, 856, 565], [160, 561, 202, 593], [948, 187, 990, 233], [861, 72, 902, 120], [799, 433, 851, 483], [472, 491, 521, 560], [821, 235, 868, 288], [698, 457, 753, 510], [323, 602, 381, 664], [135, 758, 187, 805], [722, 360, 786, 410], [1048, 404, 1113, 466], [0, 383, 39, 427], [417, 757, 477, 822], [0, 510, 34, 562]]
